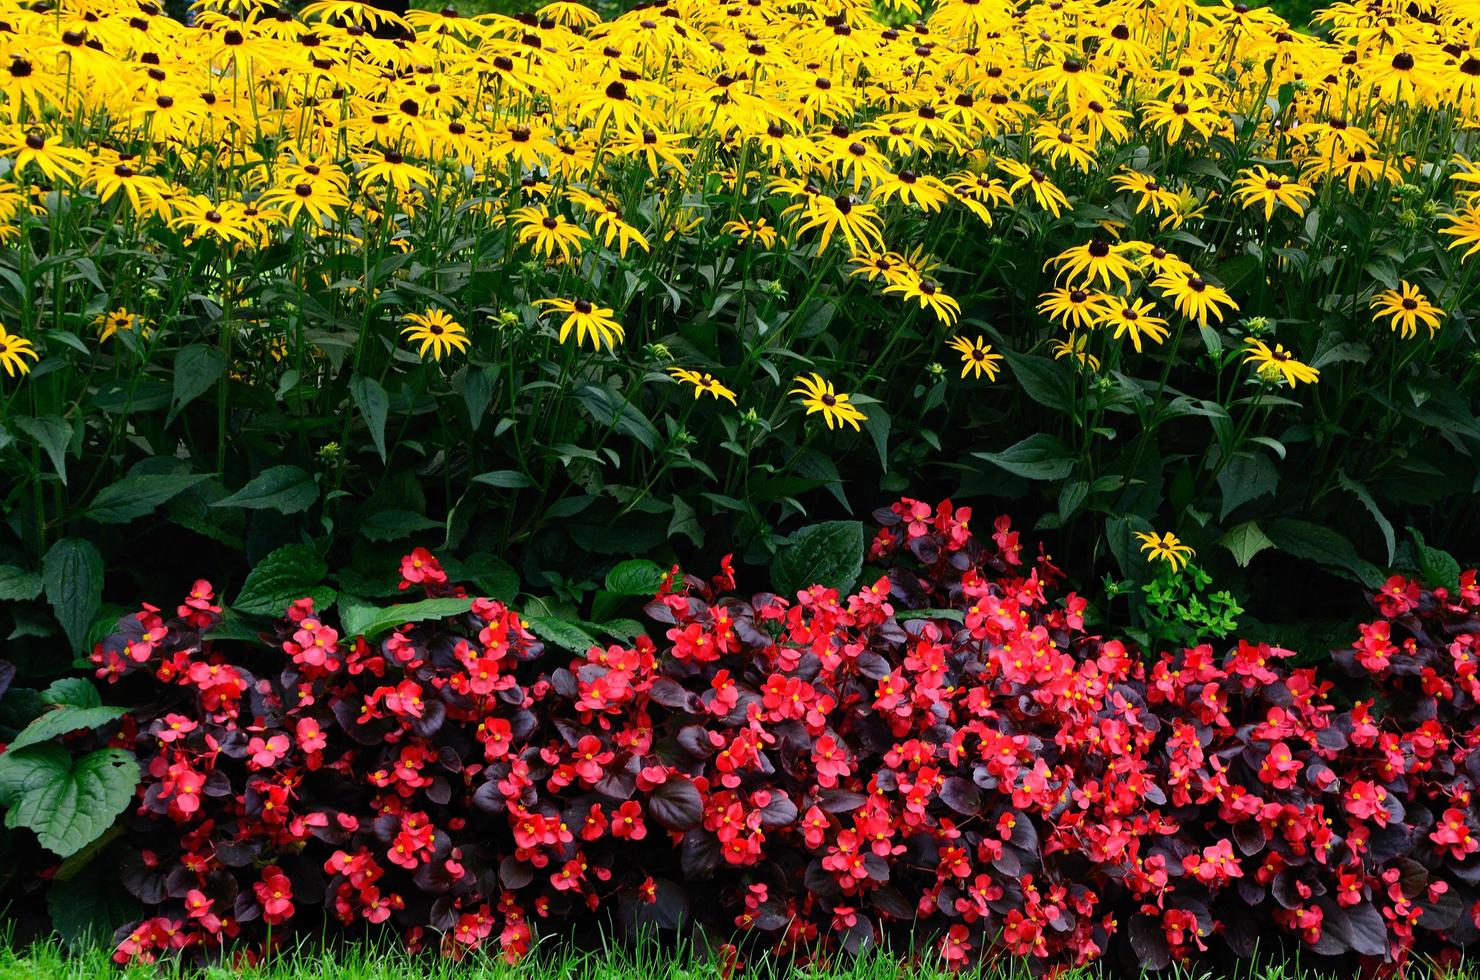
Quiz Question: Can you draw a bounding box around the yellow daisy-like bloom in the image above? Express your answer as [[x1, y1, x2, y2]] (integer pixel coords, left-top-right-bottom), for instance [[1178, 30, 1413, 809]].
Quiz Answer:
[[534, 298, 624, 351], [723, 217, 778, 248], [1045, 239, 1142, 291], [946, 335, 1003, 381], [1440, 205, 1480, 261], [1232, 166, 1314, 221], [401, 309, 470, 362], [1242, 338, 1320, 387], [1052, 333, 1101, 371], [789, 373, 867, 431], [513, 207, 591, 264], [883, 274, 961, 325], [1151, 270, 1239, 326], [1370, 281, 1444, 339], [1135, 531, 1195, 572], [1037, 287, 1108, 331], [668, 367, 737, 404], [1097, 297, 1169, 353], [0, 322, 39, 377], [94, 308, 151, 343]]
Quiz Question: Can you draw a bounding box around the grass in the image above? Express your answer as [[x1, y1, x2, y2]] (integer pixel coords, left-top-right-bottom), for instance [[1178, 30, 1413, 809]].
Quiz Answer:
[[0, 939, 1474, 980]]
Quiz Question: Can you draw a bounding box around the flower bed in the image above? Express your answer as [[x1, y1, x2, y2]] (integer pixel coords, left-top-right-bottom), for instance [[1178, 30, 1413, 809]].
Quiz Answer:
[[8, 500, 1467, 971]]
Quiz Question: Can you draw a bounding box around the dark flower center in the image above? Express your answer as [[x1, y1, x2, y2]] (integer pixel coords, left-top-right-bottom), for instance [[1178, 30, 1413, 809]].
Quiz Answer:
[[574, 299, 593, 314], [1392, 52, 1415, 71]]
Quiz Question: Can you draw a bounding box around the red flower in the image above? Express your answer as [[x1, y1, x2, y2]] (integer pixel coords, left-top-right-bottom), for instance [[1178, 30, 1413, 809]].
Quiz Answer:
[[254, 866, 295, 925]]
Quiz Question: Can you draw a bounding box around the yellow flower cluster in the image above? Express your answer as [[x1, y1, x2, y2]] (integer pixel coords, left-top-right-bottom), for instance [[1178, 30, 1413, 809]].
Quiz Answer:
[[0, 0, 1471, 399]]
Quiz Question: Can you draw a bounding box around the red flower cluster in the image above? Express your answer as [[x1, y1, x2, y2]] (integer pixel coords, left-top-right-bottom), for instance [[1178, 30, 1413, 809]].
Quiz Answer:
[[92, 501, 1480, 972]]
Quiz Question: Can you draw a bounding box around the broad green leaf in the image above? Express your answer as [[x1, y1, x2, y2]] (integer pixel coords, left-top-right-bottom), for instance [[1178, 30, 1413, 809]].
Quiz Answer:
[[360, 509, 441, 542], [0, 745, 140, 857], [350, 374, 390, 462], [234, 543, 333, 617], [1220, 521, 1274, 567], [338, 595, 475, 640], [8, 706, 127, 751], [42, 678, 101, 709], [1265, 518, 1385, 588], [605, 559, 668, 597], [443, 554, 519, 601], [669, 496, 702, 548], [41, 539, 103, 655], [167, 344, 225, 426], [1004, 351, 1074, 414], [1216, 452, 1278, 520], [974, 433, 1076, 482], [461, 366, 494, 431], [1337, 472, 1395, 565], [0, 565, 42, 602], [473, 470, 534, 489], [1411, 527, 1461, 591], [211, 465, 317, 515], [15, 415, 71, 485], [572, 382, 660, 451], [85, 473, 209, 524], [772, 520, 865, 597], [526, 615, 598, 653]]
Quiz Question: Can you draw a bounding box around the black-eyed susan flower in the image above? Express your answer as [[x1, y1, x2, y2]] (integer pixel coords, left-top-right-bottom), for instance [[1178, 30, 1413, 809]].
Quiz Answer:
[[1232, 166, 1314, 221], [513, 207, 591, 264], [0, 323, 38, 377], [1135, 531, 1195, 572], [1098, 297, 1170, 353], [790, 373, 867, 431], [947, 336, 1003, 381], [401, 309, 470, 362], [1243, 338, 1320, 387], [1370, 281, 1443, 339], [1046, 239, 1141, 291], [0, 129, 87, 182], [1440, 205, 1480, 260], [1152, 270, 1239, 325], [722, 217, 778, 248], [1052, 333, 1101, 371], [668, 367, 737, 404], [883, 274, 961, 325], [535, 298, 624, 351], [996, 157, 1069, 217], [1037, 287, 1108, 331], [794, 194, 884, 256], [95, 308, 151, 343]]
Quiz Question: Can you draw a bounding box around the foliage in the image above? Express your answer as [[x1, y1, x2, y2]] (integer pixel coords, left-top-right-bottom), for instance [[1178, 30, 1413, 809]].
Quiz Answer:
[[0, 501, 1469, 973], [0, 0, 1478, 670], [1115, 562, 1245, 650]]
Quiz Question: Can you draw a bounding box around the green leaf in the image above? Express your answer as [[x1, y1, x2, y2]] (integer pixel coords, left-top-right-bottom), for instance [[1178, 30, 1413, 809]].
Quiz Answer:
[[1265, 518, 1385, 588], [669, 496, 702, 547], [8, 706, 127, 751], [526, 615, 598, 653], [42, 678, 101, 708], [605, 559, 668, 596], [461, 366, 494, 432], [338, 595, 475, 640], [1337, 472, 1395, 565], [1004, 351, 1074, 413], [15, 415, 71, 485], [472, 470, 534, 489], [974, 433, 1076, 482], [0, 565, 42, 602], [772, 520, 865, 597], [1216, 452, 1278, 520], [895, 608, 965, 623], [211, 465, 317, 515], [443, 554, 519, 602], [360, 509, 442, 542], [234, 543, 333, 617], [350, 375, 390, 462], [167, 344, 225, 427], [1411, 527, 1461, 591], [573, 382, 660, 451], [86, 473, 209, 524], [0, 745, 139, 857], [41, 539, 103, 655]]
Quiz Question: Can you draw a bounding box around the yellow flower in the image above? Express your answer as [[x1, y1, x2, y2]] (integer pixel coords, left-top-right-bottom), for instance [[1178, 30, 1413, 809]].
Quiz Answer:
[[513, 207, 591, 265], [0, 322, 39, 378], [1232, 166, 1313, 221], [1242, 338, 1320, 387], [1052, 333, 1101, 371], [1097, 297, 1169, 353], [1135, 531, 1195, 572], [1151, 270, 1239, 326], [883, 274, 961, 325], [668, 367, 737, 404], [401, 309, 470, 362], [793, 193, 884, 256], [94, 308, 151, 343], [946, 336, 1003, 381], [722, 217, 778, 248], [534, 298, 624, 351], [1045, 239, 1141, 291], [1037, 287, 1108, 331], [789, 373, 867, 431], [1370, 281, 1443, 339]]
